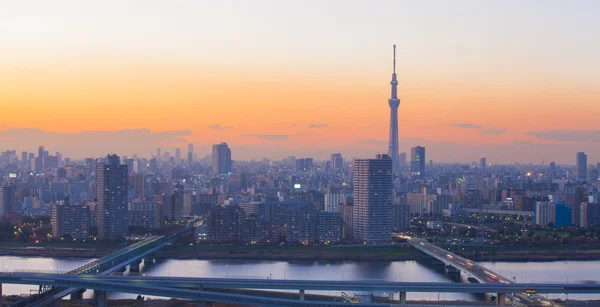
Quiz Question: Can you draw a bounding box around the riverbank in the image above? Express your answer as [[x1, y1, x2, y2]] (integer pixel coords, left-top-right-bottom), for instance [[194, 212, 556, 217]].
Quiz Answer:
[[4, 243, 600, 262]]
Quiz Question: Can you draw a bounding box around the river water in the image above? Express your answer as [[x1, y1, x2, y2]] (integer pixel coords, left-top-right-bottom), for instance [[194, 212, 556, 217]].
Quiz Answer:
[[1, 256, 599, 302]]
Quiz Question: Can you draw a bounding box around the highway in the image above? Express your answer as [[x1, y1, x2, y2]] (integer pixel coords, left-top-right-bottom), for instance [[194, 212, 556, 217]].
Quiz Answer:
[[2, 273, 600, 294], [410, 237, 562, 306]]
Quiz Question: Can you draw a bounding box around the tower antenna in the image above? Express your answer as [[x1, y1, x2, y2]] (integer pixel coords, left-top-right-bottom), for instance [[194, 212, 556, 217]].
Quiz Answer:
[[393, 44, 396, 74]]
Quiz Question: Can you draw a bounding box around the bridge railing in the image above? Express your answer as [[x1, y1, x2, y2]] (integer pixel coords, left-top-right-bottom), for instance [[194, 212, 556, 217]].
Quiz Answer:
[[9, 227, 187, 307], [13, 269, 66, 275]]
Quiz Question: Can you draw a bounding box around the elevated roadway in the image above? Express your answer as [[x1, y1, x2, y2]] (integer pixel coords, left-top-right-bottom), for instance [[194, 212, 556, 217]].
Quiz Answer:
[[410, 237, 561, 306], [10, 224, 192, 307], [2, 273, 600, 295]]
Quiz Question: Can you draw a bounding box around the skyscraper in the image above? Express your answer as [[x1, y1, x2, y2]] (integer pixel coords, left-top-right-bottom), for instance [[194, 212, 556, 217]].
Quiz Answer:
[[0, 184, 17, 216], [156, 148, 161, 163], [480, 157, 487, 170], [330, 153, 344, 172], [212, 143, 232, 174], [97, 154, 128, 240], [175, 148, 181, 164], [187, 143, 194, 166], [353, 154, 393, 243], [410, 146, 425, 179], [387, 45, 401, 174], [577, 152, 587, 182]]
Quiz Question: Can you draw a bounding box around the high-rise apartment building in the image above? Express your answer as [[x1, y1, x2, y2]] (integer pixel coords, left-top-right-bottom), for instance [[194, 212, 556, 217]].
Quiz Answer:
[[128, 201, 162, 229], [580, 203, 600, 228], [392, 203, 410, 231], [410, 146, 426, 179], [577, 152, 587, 182], [97, 154, 128, 240], [0, 184, 17, 216], [353, 154, 393, 243], [51, 199, 90, 239], [212, 143, 232, 174], [534, 202, 571, 227]]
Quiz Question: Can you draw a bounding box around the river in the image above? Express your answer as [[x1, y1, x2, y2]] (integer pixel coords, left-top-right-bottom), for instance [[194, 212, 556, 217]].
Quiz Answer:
[[1, 256, 599, 302]]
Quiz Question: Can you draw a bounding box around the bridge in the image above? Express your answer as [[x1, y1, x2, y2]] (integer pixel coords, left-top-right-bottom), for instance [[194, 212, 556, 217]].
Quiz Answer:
[[7, 225, 191, 307], [2, 272, 600, 307], [410, 237, 561, 307]]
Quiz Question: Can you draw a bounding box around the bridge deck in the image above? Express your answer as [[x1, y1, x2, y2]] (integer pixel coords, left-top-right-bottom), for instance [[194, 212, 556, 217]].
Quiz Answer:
[[410, 237, 562, 306]]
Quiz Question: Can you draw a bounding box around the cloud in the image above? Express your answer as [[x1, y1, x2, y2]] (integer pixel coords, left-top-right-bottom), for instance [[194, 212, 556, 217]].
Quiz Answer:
[[451, 123, 507, 135], [241, 134, 288, 141], [208, 124, 232, 130], [481, 128, 507, 135], [356, 139, 387, 146], [527, 130, 600, 143], [451, 123, 483, 129], [0, 128, 191, 159], [291, 124, 297, 127], [308, 124, 328, 129]]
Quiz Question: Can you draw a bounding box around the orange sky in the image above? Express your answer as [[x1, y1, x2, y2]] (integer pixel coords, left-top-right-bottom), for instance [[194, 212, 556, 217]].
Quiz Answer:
[[0, 1, 599, 163]]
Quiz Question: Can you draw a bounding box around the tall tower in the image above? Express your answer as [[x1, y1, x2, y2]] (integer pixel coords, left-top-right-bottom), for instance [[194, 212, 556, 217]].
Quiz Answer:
[[212, 143, 232, 174], [577, 152, 587, 182], [352, 154, 393, 243], [388, 45, 401, 174], [97, 154, 128, 241]]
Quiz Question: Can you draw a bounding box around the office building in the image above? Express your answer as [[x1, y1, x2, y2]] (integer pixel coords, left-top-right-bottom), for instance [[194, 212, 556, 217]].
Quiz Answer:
[[97, 154, 129, 240], [296, 158, 314, 172], [330, 153, 344, 172], [156, 148, 161, 163], [577, 152, 587, 182], [175, 148, 181, 164], [188, 143, 194, 166], [399, 152, 407, 168], [212, 143, 232, 174], [411, 146, 425, 179], [534, 202, 571, 227], [480, 157, 486, 169], [324, 192, 346, 212], [353, 154, 393, 243]]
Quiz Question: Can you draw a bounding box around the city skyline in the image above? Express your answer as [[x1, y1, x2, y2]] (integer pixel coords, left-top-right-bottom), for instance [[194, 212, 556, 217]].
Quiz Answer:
[[1, 1, 599, 163]]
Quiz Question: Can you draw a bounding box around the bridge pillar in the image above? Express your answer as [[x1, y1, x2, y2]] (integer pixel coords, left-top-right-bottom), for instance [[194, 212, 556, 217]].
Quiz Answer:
[[399, 291, 406, 305], [129, 260, 141, 273], [496, 293, 506, 306], [70, 289, 85, 300], [144, 256, 154, 265], [299, 289, 305, 301], [97, 290, 107, 307]]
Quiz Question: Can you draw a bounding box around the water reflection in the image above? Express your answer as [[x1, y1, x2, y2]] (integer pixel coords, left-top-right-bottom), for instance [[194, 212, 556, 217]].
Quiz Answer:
[[2, 256, 599, 303]]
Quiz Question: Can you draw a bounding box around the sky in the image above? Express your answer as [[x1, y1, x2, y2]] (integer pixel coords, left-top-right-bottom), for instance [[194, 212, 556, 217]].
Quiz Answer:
[[0, 0, 599, 164]]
